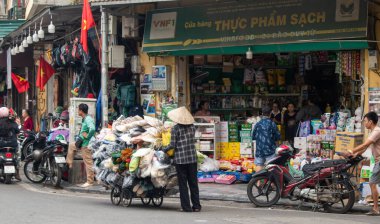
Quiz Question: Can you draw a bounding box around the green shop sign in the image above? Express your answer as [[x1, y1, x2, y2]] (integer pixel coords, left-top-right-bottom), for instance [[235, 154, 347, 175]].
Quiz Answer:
[[142, 0, 368, 54]]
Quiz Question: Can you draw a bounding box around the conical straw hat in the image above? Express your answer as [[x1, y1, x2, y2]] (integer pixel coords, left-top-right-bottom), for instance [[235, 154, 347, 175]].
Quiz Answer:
[[168, 107, 195, 125]]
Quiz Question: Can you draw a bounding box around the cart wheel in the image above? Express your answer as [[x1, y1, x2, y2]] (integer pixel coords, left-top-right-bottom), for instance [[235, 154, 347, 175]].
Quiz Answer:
[[122, 189, 133, 207], [141, 197, 152, 206], [152, 196, 163, 207], [110, 187, 122, 206]]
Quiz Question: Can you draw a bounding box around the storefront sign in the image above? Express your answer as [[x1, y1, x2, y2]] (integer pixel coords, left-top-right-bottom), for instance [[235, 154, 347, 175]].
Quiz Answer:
[[143, 0, 368, 53]]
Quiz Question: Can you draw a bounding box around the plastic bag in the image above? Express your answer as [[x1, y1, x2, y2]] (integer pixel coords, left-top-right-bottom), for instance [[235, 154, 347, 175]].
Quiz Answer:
[[197, 151, 207, 165], [106, 172, 117, 185], [162, 130, 171, 146], [139, 150, 155, 169], [151, 176, 169, 188], [129, 156, 140, 173], [122, 175, 134, 189], [200, 157, 220, 172], [133, 148, 152, 157]]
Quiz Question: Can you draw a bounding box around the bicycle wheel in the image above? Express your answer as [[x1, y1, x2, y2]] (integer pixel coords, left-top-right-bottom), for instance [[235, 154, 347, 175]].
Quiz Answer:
[[152, 196, 163, 207], [141, 197, 152, 205], [111, 187, 122, 206], [122, 189, 133, 207]]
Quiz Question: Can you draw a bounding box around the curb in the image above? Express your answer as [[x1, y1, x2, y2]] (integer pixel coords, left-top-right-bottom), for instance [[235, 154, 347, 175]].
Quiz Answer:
[[63, 185, 372, 213]]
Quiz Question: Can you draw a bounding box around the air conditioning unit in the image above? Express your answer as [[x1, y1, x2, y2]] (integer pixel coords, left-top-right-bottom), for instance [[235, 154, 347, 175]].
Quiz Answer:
[[122, 16, 138, 38], [109, 45, 125, 68]]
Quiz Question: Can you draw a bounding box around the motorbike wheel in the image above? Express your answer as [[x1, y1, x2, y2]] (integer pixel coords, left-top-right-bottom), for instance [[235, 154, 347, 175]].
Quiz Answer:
[[323, 180, 355, 214], [23, 160, 47, 183], [247, 175, 281, 207], [4, 175, 12, 184], [49, 159, 62, 188], [22, 141, 34, 161]]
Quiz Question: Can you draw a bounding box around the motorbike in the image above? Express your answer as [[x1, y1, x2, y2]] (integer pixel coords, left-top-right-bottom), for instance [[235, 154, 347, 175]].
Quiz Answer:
[[0, 147, 18, 184], [247, 145, 363, 214], [23, 140, 68, 188], [20, 131, 49, 161]]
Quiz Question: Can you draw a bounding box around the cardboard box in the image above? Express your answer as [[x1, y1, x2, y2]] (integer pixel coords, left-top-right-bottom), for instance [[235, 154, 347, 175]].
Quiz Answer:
[[294, 137, 307, 150], [229, 142, 241, 158], [240, 130, 251, 138], [360, 166, 372, 179], [335, 132, 364, 152], [240, 143, 252, 155], [207, 55, 223, 64], [193, 55, 205, 65]]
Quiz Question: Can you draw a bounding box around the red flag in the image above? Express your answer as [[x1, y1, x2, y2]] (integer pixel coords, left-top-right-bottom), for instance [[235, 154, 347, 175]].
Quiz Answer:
[[36, 56, 55, 91], [11, 73, 30, 93], [81, 0, 96, 54]]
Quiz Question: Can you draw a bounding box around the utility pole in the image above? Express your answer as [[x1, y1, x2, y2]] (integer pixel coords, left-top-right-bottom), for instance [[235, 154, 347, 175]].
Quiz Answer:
[[101, 6, 109, 127]]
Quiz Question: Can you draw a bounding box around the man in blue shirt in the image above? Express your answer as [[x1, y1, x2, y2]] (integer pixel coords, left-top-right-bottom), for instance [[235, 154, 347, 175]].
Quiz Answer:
[[252, 106, 281, 172]]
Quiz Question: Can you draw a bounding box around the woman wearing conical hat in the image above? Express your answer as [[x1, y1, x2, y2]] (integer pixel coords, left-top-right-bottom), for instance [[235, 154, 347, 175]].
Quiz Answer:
[[163, 107, 201, 212]]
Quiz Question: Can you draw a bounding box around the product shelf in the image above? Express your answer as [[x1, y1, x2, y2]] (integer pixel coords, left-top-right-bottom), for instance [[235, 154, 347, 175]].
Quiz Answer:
[[191, 93, 300, 97], [195, 137, 215, 140], [209, 108, 260, 111]]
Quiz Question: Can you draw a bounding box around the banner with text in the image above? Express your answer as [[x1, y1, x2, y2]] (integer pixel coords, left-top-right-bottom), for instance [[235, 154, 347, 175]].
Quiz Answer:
[[142, 0, 368, 53]]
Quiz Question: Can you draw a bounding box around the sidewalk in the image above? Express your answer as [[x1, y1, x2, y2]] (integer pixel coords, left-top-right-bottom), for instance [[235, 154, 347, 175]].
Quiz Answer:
[[61, 181, 371, 212]]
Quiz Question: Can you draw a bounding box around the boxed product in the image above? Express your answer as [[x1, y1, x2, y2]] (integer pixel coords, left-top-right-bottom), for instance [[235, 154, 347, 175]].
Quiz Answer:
[[240, 143, 252, 156], [215, 174, 236, 184], [241, 124, 252, 131], [200, 141, 212, 151], [240, 130, 251, 138], [294, 137, 307, 150], [335, 132, 364, 152], [228, 142, 241, 159], [360, 166, 372, 179]]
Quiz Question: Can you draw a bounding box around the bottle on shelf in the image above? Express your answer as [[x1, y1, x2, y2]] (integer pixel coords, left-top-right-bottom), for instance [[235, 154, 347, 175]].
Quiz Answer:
[[325, 104, 331, 113]]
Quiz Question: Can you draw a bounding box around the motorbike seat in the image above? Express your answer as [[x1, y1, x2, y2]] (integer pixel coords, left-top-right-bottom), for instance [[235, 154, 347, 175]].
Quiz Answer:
[[302, 159, 347, 175]]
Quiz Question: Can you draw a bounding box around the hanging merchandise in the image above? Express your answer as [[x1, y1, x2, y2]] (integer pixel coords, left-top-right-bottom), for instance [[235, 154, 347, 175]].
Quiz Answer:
[[243, 68, 254, 84], [117, 83, 136, 117], [304, 54, 312, 71], [77, 67, 96, 98], [276, 69, 286, 93], [266, 69, 276, 93]]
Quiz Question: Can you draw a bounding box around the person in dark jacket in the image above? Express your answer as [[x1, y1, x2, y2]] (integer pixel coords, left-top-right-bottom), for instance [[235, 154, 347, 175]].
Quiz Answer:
[[164, 107, 201, 212], [283, 102, 298, 144], [0, 107, 21, 180]]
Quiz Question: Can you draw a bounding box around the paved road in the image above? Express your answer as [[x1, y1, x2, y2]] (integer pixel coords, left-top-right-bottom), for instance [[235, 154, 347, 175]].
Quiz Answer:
[[0, 182, 378, 224]]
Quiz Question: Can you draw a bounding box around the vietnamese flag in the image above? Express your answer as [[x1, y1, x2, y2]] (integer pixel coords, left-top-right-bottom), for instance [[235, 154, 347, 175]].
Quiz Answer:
[[80, 0, 96, 54], [11, 73, 30, 93], [36, 56, 55, 91]]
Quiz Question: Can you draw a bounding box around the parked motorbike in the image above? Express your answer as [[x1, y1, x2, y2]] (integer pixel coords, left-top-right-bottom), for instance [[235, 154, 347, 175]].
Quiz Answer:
[[247, 145, 363, 214], [23, 140, 68, 188], [0, 147, 18, 184], [20, 131, 48, 161]]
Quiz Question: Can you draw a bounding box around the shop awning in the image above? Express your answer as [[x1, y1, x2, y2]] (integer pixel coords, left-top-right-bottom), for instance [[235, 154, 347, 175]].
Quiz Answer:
[[89, 0, 176, 6], [146, 40, 369, 56], [143, 0, 369, 56], [0, 20, 25, 39]]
